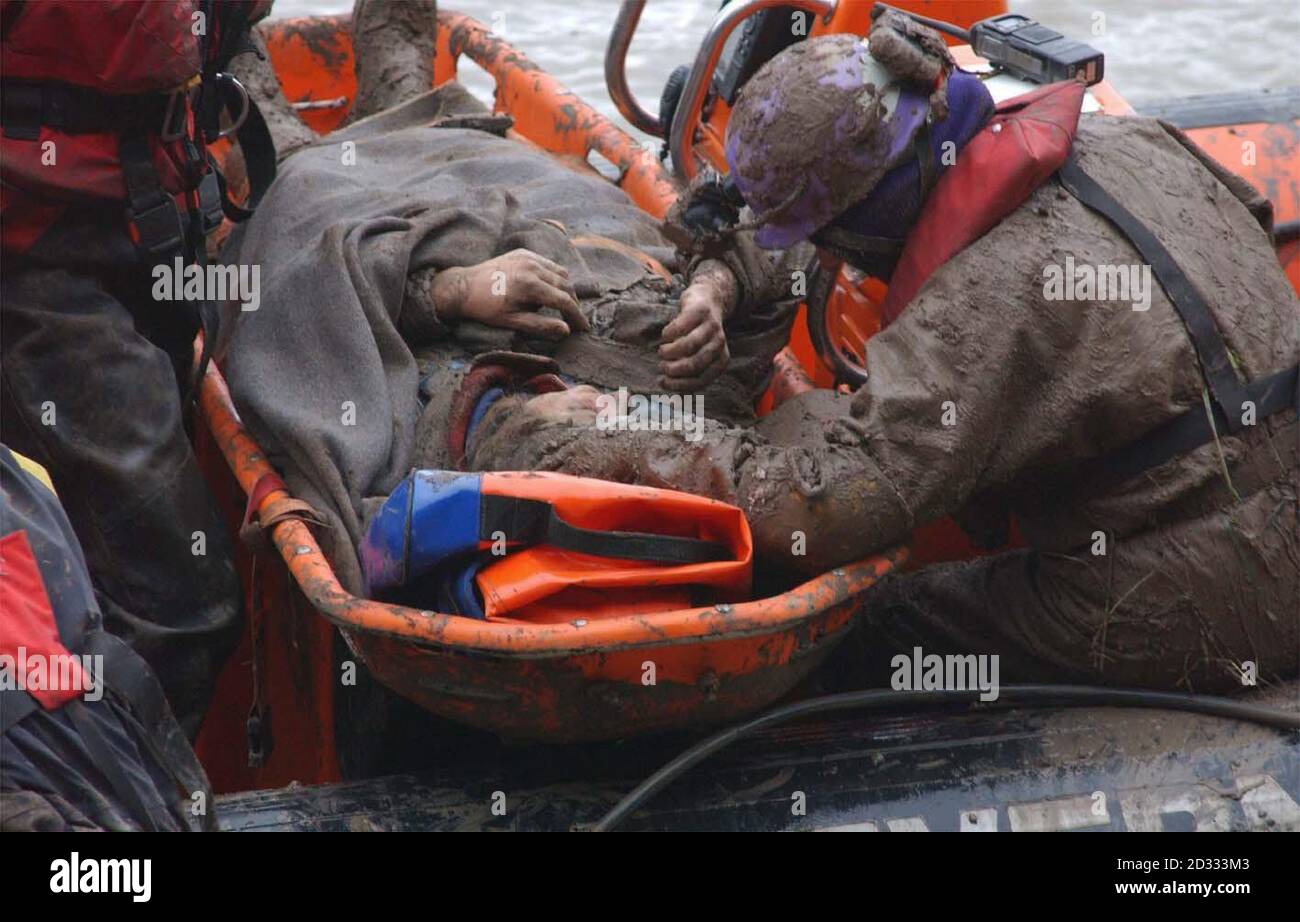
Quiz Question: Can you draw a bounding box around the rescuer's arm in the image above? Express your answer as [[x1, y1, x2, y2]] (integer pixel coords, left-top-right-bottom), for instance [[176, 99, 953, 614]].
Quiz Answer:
[[658, 259, 739, 392], [734, 213, 1106, 573], [715, 234, 814, 318], [727, 277, 1035, 575], [660, 237, 813, 392]]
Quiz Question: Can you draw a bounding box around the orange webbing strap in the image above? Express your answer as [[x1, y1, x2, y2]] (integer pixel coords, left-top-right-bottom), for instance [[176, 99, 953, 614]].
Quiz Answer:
[[239, 472, 329, 551]]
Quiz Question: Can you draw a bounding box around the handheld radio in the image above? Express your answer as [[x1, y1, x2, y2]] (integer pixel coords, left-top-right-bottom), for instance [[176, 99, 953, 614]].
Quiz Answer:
[[871, 4, 1105, 86]]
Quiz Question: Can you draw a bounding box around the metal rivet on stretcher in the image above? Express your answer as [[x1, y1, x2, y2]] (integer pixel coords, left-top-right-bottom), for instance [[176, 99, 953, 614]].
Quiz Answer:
[[294, 545, 312, 555], [573, 619, 588, 627], [715, 604, 732, 613]]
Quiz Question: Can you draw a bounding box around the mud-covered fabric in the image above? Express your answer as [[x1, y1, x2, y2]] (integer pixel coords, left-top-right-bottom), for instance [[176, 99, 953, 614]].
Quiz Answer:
[[469, 114, 1299, 693], [0, 447, 190, 832], [347, 0, 439, 125], [218, 85, 803, 591], [1, 703, 186, 832], [0, 211, 241, 736]]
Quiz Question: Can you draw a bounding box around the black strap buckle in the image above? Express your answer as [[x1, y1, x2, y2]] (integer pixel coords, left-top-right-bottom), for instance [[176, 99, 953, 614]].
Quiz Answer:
[[160, 85, 191, 143], [246, 703, 272, 769], [127, 191, 188, 259], [197, 171, 225, 235]]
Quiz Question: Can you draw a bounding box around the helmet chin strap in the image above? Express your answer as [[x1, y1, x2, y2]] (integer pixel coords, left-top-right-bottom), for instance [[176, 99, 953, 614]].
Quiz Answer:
[[811, 117, 936, 279]]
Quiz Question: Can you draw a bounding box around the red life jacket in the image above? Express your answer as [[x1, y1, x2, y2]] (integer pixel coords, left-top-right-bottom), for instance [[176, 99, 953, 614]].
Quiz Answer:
[[0, 0, 270, 255], [880, 80, 1087, 325]]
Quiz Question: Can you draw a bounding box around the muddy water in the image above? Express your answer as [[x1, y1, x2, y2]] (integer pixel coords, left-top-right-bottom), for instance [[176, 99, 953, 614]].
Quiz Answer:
[[272, 0, 1298, 146]]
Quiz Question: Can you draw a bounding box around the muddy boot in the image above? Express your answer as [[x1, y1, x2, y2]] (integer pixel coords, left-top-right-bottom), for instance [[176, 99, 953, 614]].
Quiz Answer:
[[348, 0, 439, 124]]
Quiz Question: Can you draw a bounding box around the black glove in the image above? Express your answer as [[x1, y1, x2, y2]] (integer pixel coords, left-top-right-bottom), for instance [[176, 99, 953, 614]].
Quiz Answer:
[[681, 172, 746, 234]]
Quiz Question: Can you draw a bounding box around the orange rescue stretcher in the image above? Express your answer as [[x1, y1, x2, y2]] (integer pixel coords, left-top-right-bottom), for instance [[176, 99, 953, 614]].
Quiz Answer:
[[192, 3, 1299, 793]]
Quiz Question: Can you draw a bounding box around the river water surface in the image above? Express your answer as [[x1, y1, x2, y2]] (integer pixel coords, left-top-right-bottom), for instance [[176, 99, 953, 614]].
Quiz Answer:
[[272, 0, 1298, 146]]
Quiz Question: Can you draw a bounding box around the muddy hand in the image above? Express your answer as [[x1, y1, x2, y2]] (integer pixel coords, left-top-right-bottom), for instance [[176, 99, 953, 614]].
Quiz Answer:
[[659, 261, 737, 392], [523, 385, 602, 425], [432, 248, 589, 338]]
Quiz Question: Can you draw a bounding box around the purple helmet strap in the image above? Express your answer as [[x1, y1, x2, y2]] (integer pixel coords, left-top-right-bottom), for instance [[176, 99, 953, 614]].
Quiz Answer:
[[828, 70, 995, 277], [809, 125, 926, 279], [877, 83, 930, 169]]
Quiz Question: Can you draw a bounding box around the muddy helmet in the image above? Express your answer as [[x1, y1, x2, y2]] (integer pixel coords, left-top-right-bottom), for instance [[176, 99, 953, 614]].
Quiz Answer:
[[725, 32, 936, 248]]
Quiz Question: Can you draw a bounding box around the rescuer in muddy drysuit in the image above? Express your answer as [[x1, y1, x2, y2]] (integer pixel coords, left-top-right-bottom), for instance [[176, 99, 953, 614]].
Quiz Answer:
[[0, 1, 278, 735], [467, 14, 1299, 694]]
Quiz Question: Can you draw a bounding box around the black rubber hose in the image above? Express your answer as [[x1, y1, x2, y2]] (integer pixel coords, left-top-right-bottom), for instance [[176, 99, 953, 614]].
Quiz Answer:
[[589, 684, 1300, 832], [657, 64, 690, 164], [1274, 219, 1300, 246]]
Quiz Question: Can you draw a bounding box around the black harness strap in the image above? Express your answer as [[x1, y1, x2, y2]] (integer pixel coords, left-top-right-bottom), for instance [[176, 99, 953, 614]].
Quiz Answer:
[[1076, 365, 1298, 488], [0, 80, 175, 139], [1057, 152, 1250, 431], [81, 630, 218, 832], [205, 92, 277, 223], [1058, 151, 1299, 487], [813, 224, 904, 258], [480, 495, 732, 566], [232, 94, 277, 212], [119, 134, 190, 260], [119, 133, 215, 407], [914, 117, 937, 201]]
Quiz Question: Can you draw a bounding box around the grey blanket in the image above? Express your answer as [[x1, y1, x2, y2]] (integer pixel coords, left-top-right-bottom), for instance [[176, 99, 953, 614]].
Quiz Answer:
[[216, 88, 723, 591]]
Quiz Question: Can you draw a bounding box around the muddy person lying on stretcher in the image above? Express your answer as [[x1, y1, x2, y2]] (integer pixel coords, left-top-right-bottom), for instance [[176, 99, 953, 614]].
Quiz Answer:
[[218, 59, 1294, 699]]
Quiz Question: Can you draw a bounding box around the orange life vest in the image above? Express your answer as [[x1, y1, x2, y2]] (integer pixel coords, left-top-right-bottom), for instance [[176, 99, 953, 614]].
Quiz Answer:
[[362, 470, 753, 625]]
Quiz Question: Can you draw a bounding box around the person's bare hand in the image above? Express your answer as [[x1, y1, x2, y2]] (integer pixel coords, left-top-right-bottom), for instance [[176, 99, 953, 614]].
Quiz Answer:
[[524, 385, 601, 425], [433, 249, 589, 338], [659, 260, 738, 392]]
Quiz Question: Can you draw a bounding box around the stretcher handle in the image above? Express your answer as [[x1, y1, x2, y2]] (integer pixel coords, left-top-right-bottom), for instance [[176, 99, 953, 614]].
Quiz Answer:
[[482, 495, 732, 565]]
